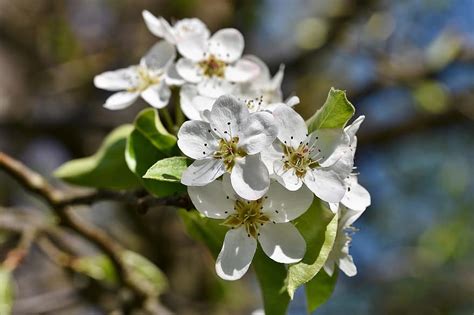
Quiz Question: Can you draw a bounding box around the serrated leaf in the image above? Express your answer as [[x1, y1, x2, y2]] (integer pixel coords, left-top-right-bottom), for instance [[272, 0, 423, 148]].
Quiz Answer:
[[144, 156, 189, 183], [72, 255, 118, 285], [0, 267, 13, 315], [134, 108, 177, 154], [122, 250, 168, 297], [306, 88, 355, 133], [54, 125, 141, 190], [286, 200, 338, 298], [305, 269, 338, 313], [178, 209, 227, 258], [253, 248, 290, 315]]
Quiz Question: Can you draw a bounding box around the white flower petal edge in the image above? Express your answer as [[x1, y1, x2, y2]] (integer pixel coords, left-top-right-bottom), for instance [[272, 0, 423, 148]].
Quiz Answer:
[[188, 180, 235, 219], [263, 182, 313, 222], [258, 222, 306, 264], [216, 227, 257, 280], [231, 154, 270, 200]]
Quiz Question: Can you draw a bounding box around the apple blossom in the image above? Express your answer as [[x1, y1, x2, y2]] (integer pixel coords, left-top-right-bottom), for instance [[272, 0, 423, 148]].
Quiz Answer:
[[188, 176, 313, 280], [178, 95, 278, 200], [175, 28, 260, 98], [94, 41, 179, 110], [262, 105, 350, 203]]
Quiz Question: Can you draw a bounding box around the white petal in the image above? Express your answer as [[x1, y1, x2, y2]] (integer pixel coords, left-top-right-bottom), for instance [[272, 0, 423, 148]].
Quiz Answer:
[[345, 115, 365, 143], [330, 148, 355, 177], [304, 169, 346, 203], [272, 105, 308, 146], [341, 177, 371, 212], [181, 159, 225, 186], [103, 91, 139, 110], [339, 255, 357, 277], [94, 67, 139, 91], [209, 95, 249, 139], [328, 202, 339, 214], [177, 120, 218, 159], [142, 10, 166, 38], [270, 64, 285, 90], [258, 222, 306, 264], [188, 181, 235, 219], [179, 84, 214, 120], [225, 59, 260, 82], [209, 28, 244, 63], [231, 154, 270, 200], [323, 259, 336, 276], [216, 227, 257, 280], [141, 83, 171, 108], [260, 142, 283, 175], [285, 95, 300, 107], [263, 182, 313, 223], [177, 34, 208, 62], [173, 18, 210, 42], [274, 159, 303, 191], [164, 63, 185, 86], [176, 58, 203, 83], [339, 207, 365, 228], [238, 112, 278, 155], [141, 41, 175, 71], [222, 173, 239, 200], [309, 129, 350, 167], [197, 77, 234, 98]]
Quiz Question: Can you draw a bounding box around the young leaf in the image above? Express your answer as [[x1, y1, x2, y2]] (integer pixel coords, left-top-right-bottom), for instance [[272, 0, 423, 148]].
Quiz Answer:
[[54, 124, 141, 190], [253, 248, 290, 315], [134, 108, 177, 154], [306, 88, 355, 133], [178, 209, 227, 258], [144, 156, 190, 182], [305, 269, 338, 313], [72, 255, 118, 285], [0, 267, 13, 315], [286, 199, 338, 298], [126, 129, 185, 197], [122, 250, 168, 297]]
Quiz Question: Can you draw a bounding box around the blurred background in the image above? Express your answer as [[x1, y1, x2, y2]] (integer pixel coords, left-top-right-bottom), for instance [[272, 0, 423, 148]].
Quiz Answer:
[[0, 0, 473, 314]]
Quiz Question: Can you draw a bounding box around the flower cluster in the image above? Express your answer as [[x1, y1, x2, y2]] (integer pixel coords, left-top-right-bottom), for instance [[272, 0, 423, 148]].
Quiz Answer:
[[94, 12, 370, 281]]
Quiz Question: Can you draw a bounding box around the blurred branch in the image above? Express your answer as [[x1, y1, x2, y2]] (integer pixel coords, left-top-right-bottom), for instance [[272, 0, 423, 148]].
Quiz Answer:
[[0, 151, 172, 314]]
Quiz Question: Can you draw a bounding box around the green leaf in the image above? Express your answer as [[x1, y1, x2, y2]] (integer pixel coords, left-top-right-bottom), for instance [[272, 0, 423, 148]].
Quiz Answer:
[[306, 88, 355, 133], [286, 199, 338, 298], [126, 129, 185, 197], [72, 255, 118, 285], [54, 125, 141, 190], [178, 209, 227, 258], [134, 108, 177, 154], [253, 248, 290, 315], [305, 269, 338, 312], [122, 250, 168, 297], [0, 267, 13, 315], [144, 156, 190, 183]]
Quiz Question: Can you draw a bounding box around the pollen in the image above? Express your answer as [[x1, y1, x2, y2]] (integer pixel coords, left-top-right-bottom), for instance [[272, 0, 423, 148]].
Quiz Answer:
[[213, 137, 247, 171], [281, 143, 320, 178], [199, 54, 227, 78], [221, 198, 269, 238]]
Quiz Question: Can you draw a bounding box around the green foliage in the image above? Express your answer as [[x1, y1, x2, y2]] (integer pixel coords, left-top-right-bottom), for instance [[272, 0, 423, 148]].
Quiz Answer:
[[305, 269, 338, 312], [54, 125, 140, 190], [0, 267, 13, 315], [144, 156, 190, 183], [287, 200, 338, 298], [122, 250, 168, 297], [178, 209, 227, 258], [126, 109, 185, 197], [72, 255, 118, 285], [306, 88, 355, 132], [253, 248, 290, 315]]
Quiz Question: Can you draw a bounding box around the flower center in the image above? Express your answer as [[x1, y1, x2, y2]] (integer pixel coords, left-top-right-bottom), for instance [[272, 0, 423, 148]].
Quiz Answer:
[[128, 67, 160, 92], [222, 198, 270, 238], [282, 143, 320, 178], [199, 55, 226, 78], [213, 137, 247, 171]]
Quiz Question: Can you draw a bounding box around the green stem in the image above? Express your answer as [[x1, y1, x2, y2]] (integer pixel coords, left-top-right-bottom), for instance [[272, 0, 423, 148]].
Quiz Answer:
[[175, 101, 185, 130], [159, 108, 174, 134]]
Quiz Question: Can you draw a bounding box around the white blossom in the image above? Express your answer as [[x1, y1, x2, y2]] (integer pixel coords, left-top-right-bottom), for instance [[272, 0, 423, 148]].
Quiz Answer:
[[262, 105, 350, 203], [94, 41, 179, 110], [178, 95, 278, 200], [142, 10, 210, 47], [175, 28, 260, 98], [188, 176, 313, 280]]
